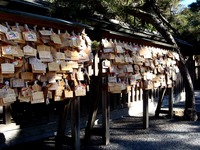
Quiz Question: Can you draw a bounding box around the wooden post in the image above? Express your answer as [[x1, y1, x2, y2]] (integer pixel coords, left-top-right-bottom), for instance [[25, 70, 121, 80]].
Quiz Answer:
[[169, 87, 174, 118], [84, 77, 101, 140], [143, 89, 149, 129], [155, 88, 166, 117], [55, 100, 71, 148], [102, 76, 110, 145], [3, 105, 11, 124], [136, 86, 139, 101], [112, 94, 117, 109], [121, 91, 126, 107], [85, 58, 102, 140], [139, 87, 143, 101], [128, 87, 131, 104], [132, 85, 135, 102], [71, 97, 80, 150]]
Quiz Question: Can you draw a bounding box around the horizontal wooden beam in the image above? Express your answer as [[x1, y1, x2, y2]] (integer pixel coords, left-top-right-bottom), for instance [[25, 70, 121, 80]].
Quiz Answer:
[[0, 7, 93, 32]]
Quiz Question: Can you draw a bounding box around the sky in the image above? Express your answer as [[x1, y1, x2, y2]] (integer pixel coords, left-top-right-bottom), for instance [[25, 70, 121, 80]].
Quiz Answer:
[[180, 0, 196, 7]]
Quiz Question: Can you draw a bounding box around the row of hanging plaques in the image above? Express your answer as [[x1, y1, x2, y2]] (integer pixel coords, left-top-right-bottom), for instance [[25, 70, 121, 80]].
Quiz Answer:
[[101, 38, 180, 93], [0, 22, 93, 106]]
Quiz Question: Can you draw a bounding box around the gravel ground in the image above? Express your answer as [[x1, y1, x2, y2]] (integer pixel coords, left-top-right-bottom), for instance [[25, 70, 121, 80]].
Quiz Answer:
[[80, 116, 200, 150], [4, 116, 200, 150], [3, 91, 200, 150]]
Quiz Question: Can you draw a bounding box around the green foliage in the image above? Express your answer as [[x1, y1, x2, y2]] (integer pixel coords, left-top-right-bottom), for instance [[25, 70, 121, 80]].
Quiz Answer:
[[171, 1, 200, 44], [91, 40, 101, 52], [46, 0, 199, 46]]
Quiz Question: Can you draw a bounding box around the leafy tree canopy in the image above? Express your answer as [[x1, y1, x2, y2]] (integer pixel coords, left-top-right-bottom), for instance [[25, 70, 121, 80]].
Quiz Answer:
[[171, 0, 200, 47], [46, 0, 199, 47]]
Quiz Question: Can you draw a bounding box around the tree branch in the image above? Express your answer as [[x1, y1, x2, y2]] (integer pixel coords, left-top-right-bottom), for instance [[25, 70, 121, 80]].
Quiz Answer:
[[149, 0, 179, 35], [124, 6, 177, 46]]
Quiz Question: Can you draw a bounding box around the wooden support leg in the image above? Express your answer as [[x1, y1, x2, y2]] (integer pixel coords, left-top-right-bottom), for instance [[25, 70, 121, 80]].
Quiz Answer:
[[128, 88, 131, 104], [132, 85, 135, 102], [112, 94, 117, 109], [169, 87, 174, 118], [71, 97, 80, 150], [136, 87, 139, 101], [143, 90, 149, 129], [155, 88, 166, 117], [85, 76, 101, 140], [102, 80, 110, 145], [121, 91, 127, 107], [139, 88, 143, 101], [55, 100, 71, 149], [3, 105, 11, 124], [85, 60, 110, 145]]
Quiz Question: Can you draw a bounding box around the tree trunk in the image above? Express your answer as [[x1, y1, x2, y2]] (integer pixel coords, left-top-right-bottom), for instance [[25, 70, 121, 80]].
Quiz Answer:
[[124, 6, 197, 121]]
